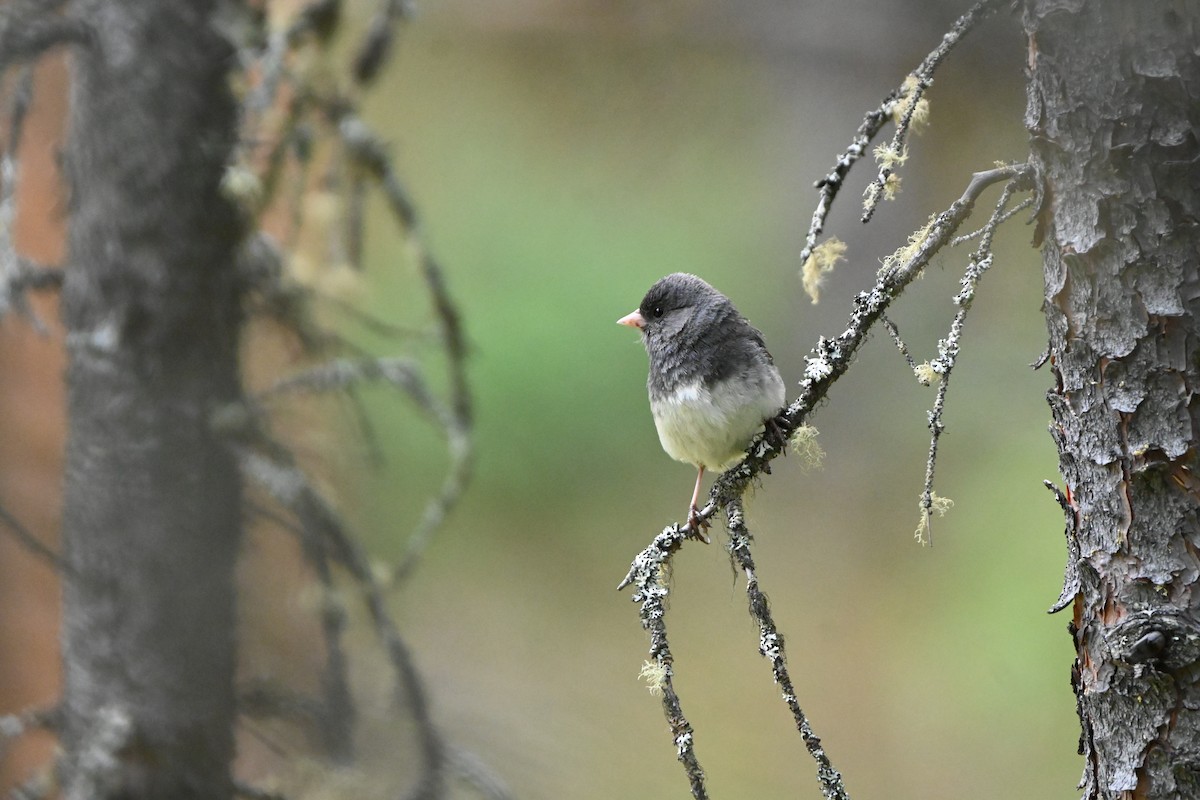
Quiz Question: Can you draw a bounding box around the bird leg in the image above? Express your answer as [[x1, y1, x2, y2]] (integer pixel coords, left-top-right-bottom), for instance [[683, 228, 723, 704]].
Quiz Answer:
[[685, 466, 711, 544]]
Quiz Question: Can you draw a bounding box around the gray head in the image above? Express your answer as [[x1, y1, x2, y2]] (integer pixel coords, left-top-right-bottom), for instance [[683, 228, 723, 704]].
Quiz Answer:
[[619, 273, 761, 392], [623, 273, 733, 346]]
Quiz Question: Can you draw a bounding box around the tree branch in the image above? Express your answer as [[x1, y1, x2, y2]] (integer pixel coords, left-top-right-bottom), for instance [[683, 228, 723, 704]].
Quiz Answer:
[[915, 165, 1033, 543], [0, 6, 92, 72], [799, 0, 1008, 271], [237, 442, 447, 797], [615, 524, 708, 798], [859, 0, 1010, 223], [725, 499, 849, 800], [704, 163, 1028, 525], [0, 503, 66, 574]]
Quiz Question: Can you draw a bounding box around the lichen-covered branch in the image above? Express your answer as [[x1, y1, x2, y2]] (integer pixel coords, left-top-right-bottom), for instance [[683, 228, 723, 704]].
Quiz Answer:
[[915, 165, 1033, 544], [702, 163, 1027, 525], [799, 0, 1008, 272], [616, 524, 708, 799], [859, 0, 1009, 223], [725, 499, 849, 800]]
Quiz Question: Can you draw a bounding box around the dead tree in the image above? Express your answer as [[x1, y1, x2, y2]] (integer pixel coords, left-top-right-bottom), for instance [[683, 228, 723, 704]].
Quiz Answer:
[[0, 1, 480, 799]]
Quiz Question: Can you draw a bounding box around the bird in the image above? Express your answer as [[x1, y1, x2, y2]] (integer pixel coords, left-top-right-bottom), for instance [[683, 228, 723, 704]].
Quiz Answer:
[[618, 273, 786, 539]]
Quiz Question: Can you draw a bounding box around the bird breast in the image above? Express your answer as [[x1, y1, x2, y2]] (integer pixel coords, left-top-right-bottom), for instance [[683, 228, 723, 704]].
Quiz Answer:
[[650, 372, 785, 471]]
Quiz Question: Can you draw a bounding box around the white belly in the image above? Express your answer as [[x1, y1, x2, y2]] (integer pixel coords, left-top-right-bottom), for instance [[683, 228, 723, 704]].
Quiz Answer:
[[650, 373, 785, 471]]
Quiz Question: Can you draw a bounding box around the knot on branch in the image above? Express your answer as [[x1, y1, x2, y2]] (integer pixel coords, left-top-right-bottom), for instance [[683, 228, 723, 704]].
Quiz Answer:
[[1106, 609, 1200, 673]]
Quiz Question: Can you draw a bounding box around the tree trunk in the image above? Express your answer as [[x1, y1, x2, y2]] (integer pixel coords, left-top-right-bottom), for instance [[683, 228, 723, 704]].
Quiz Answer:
[[58, 1, 244, 798], [1025, 1, 1200, 796]]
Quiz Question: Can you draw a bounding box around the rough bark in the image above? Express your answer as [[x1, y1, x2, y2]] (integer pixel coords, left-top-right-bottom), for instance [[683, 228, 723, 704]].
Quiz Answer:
[[1025, 1, 1200, 796], [58, 1, 244, 798]]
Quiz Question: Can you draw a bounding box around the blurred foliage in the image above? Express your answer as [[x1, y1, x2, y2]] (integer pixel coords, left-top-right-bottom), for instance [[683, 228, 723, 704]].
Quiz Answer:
[[331, 5, 1077, 798]]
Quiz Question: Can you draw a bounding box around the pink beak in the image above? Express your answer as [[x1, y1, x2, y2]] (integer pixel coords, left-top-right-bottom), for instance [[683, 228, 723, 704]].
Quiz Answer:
[[617, 309, 645, 328]]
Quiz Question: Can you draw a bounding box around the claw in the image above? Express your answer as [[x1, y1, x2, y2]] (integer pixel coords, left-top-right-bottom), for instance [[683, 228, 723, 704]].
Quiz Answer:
[[685, 507, 711, 544], [764, 412, 792, 452]]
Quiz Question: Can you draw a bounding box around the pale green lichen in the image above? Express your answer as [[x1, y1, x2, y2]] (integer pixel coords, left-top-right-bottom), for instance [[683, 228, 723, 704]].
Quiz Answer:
[[789, 424, 825, 471], [892, 74, 931, 132], [915, 492, 954, 545], [801, 237, 847, 304], [639, 660, 668, 696], [880, 213, 938, 276], [914, 362, 938, 386]]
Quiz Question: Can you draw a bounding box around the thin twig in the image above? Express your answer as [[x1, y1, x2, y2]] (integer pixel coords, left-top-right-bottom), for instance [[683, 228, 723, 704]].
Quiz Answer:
[[800, 0, 1007, 267], [949, 194, 1034, 245], [725, 500, 849, 800], [879, 313, 918, 373], [336, 113, 475, 583], [860, 0, 1009, 223], [352, 0, 412, 87], [257, 356, 442, 421], [0, 503, 66, 574], [916, 166, 1033, 544], [238, 444, 447, 797], [0, 7, 92, 73]]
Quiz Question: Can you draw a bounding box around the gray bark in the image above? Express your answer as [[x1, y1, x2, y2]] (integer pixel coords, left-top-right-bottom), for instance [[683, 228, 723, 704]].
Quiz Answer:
[[58, 1, 244, 798], [1025, 0, 1200, 796]]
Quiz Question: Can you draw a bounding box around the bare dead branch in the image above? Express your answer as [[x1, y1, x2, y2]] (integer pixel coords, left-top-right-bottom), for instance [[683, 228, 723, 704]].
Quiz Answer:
[[238, 444, 447, 796], [0, 7, 92, 73], [949, 194, 1035, 245], [0, 503, 66, 574], [257, 356, 441, 418], [238, 233, 378, 358], [1044, 480, 1081, 615], [860, 0, 1010, 223], [335, 113, 475, 581], [799, 0, 1008, 272], [879, 313, 918, 373], [352, 0, 411, 86], [916, 165, 1033, 544]]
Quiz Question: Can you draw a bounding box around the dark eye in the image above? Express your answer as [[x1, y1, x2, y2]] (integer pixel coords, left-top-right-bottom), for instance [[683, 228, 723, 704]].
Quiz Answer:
[[651, 305, 664, 318]]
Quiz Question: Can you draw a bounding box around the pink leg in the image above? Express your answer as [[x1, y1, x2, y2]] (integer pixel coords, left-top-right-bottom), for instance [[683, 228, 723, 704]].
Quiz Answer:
[[686, 466, 711, 543], [689, 466, 705, 512]]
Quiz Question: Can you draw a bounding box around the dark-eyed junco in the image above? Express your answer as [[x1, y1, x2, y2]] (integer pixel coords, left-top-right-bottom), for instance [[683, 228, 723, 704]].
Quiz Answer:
[[618, 273, 786, 536]]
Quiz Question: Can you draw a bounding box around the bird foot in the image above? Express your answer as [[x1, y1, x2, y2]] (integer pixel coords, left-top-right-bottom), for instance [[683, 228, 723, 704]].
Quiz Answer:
[[685, 508, 711, 544], [764, 412, 793, 452]]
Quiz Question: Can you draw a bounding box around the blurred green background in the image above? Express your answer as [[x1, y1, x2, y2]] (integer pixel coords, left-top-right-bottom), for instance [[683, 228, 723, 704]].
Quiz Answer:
[[333, 2, 1078, 797]]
